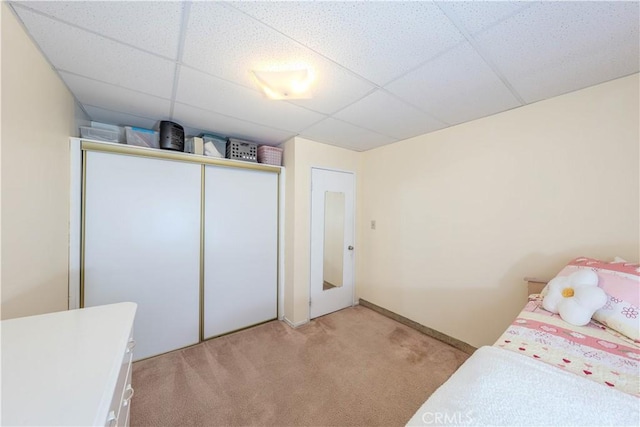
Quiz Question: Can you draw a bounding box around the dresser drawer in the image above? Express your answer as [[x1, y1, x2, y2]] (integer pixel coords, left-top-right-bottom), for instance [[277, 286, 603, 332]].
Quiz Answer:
[[105, 334, 135, 427], [117, 370, 134, 427], [120, 395, 131, 427]]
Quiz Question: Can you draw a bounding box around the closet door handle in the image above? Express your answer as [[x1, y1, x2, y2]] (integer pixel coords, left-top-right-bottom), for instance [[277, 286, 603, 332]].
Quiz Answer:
[[347, 246, 354, 251]]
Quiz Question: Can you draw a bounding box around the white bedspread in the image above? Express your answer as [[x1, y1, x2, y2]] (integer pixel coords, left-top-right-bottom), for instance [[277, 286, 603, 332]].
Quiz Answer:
[[406, 346, 639, 426]]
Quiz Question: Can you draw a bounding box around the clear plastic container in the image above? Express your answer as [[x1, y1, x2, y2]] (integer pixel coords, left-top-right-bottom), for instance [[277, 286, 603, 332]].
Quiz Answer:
[[202, 134, 226, 158], [80, 126, 120, 143], [125, 126, 159, 149], [91, 121, 125, 142]]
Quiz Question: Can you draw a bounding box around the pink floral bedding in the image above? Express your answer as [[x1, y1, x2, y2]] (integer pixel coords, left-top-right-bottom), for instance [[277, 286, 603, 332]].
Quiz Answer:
[[495, 295, 640, 396]]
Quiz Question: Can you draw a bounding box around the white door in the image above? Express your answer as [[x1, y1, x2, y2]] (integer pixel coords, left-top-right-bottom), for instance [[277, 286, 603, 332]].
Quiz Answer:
[[203, 165, 278, 339], [83, 151, 201, 361], [310, 168, 355, 319]]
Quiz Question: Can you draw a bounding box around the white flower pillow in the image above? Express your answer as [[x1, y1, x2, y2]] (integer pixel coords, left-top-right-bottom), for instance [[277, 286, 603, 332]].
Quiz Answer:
[[548, 257, 640, 341], [542, 269, 607, 326]]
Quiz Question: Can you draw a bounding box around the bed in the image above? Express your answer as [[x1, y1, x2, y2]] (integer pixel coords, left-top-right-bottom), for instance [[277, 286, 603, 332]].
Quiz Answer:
[[407, 257, 640, 426]]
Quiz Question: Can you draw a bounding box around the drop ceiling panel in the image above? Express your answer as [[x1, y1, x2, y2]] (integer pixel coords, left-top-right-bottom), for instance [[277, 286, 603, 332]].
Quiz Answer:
[[453, 2, 640, 103], [60, 72, 171, 121], [9, 1, 640, 152], [14, 1, 183, 59], [172, 103, 295, 145], [385, 42, 521, 125], [334, 90, 447, 140], [14, 6, 176, 98], [175, 66, 324, 133], [181, 2, 375, 115], [436, 1, 536, 35], [82, 105, 159, 130], [228, 1, 466, 86], [286, 66, 376, 116], [300, 118, 396, 152]]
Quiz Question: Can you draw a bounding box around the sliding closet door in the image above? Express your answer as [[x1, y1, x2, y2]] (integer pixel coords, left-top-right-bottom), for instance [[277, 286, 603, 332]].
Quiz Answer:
[[203, 165, 278, 339], [84, 151, 201, 360]]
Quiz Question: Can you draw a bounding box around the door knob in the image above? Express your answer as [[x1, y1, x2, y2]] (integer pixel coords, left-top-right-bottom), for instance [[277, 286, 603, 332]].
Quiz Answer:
[[348, 246, 354, 250]]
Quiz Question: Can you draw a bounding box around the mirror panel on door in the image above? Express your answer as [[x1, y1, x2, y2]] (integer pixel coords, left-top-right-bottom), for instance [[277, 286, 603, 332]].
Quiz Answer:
[[323, 191, 345, 290]]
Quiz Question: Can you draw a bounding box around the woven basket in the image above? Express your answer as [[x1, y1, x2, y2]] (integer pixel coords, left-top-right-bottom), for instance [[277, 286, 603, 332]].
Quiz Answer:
[[257, 145, 283, 166]]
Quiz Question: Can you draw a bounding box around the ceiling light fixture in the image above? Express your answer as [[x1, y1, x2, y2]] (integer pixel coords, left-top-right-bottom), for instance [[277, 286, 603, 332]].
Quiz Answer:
[[251, 68, 314, 100]]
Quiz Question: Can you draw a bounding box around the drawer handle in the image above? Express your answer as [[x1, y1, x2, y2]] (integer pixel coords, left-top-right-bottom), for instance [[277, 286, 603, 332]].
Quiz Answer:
[[106, 410, 117, 427], [126, 339, 136, 353], [123, 385, 135, 406]]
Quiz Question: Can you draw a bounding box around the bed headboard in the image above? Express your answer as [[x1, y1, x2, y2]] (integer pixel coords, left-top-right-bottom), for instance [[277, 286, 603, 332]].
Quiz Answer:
[[524, 277, 548, 295]]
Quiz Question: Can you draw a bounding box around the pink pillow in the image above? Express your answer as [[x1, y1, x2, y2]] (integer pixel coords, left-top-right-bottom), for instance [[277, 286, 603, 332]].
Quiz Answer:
[[553, 257, 639, 341]]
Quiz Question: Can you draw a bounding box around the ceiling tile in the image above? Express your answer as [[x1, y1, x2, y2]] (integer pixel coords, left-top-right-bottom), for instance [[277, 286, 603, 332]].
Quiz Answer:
[[461, 2, 640, 103], [385, 42, 521, 125], [175, 66, 325, 133], [10, 1, 639, 152], [181, 2, 375, 115], [172, 103, 295, 145], [14, 1, 183, 59], [436, 1, 536, 35], [228, 1, 465, 86], [82, 105, 159, 130], [14, 6, 176, 98], [60, 72, 171, 121], [300, 118, 396, 152], [334, 90, 448, 140], [285, 66, 375, 116]]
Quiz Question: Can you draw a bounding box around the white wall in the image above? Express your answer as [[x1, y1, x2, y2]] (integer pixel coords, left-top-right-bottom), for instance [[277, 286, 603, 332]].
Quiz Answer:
[[282, 137, 361, 325], [358, 74, 640, 348], [1, 3, 77, 319]]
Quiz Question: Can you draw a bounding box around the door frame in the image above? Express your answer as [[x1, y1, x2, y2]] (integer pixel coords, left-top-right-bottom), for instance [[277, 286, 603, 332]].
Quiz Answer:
[[69, 138, 82, 310], [308, 166, 357, 320]]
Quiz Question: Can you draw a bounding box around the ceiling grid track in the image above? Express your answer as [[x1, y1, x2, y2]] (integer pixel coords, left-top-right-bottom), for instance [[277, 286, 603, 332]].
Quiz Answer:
[[436, 2, 527, 106], [222, 2, 384, 91], [11, 2, 177, 63], [8, 3, 92, 122], [169, 2, 192, 119], [10, 0, 637, 150]]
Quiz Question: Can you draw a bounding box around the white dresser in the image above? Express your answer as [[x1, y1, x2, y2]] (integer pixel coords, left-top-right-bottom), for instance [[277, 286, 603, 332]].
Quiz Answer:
[[1, 302, 137, 426]]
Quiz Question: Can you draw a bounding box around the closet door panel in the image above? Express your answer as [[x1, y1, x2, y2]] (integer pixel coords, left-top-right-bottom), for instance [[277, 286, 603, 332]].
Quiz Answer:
[[84, 151, 201, 360], [203, 166, 278, 339]]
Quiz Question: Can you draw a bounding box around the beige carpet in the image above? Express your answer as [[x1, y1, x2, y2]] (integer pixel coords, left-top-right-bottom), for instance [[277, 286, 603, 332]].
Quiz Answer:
[[131, 305, 469, 427]]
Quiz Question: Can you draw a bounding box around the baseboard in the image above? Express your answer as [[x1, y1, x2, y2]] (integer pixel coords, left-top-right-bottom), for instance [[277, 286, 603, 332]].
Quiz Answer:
[[282, 316, 309, 328], [358, 299, 476, 355]]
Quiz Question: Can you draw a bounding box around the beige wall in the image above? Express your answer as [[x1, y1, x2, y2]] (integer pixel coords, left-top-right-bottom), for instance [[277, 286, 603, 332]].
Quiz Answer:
[[2, 0, 636, 349], [282, 136, 361, 325], [358, 74, 640, 348], [281, 137, 297, 323], [1, 3, 76, 319]]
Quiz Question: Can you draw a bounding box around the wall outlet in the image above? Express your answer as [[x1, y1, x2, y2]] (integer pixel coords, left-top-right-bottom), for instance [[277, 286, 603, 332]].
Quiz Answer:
[[371, 220, 376, 230]]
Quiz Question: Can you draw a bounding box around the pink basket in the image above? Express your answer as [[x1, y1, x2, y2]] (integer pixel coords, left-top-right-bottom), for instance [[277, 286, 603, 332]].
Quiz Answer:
[[257, 145, 283, 166]]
